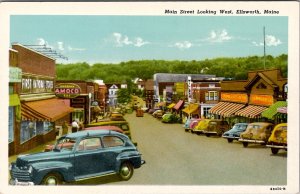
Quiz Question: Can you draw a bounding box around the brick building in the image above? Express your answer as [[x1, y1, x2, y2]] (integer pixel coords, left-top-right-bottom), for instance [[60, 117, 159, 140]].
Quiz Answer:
[[9, 43, 73, 155]]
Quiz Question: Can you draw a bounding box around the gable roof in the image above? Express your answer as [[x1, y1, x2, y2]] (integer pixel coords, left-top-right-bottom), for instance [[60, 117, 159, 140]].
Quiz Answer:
[[245, 72, 278, 90]]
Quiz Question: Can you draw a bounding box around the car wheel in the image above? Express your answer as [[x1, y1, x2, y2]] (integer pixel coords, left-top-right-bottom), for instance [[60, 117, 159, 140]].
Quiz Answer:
[[196, 132, 201, 136], [119, 162, 134, 181], [205, 134, 210, 137], [271, 148, 279, 154], [227, 138, 233, 143], [42, 172, 63, 185], [184, 129, 188, 132], [242, 142, 248, 147]]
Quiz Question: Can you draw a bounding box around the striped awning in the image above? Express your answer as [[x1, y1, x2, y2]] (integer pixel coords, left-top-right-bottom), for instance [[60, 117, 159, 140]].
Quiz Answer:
[[209, 102, 228, 115], [21, 98, 74, 122], [235, 105, 268, 118], [219, 103, 246, 117], [209, 102, 245, 117]]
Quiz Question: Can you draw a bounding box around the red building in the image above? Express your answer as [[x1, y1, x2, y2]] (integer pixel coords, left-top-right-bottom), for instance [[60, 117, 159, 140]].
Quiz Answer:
[[9, 43, 73, 155]]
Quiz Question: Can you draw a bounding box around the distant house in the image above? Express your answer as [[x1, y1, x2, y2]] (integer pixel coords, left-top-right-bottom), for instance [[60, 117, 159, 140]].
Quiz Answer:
[[108, 84, 119, 107]]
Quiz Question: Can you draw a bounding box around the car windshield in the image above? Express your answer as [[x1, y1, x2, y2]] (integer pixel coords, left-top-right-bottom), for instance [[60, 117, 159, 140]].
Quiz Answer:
[[232, 124, 248, 131], [54, 137, 76, 151]]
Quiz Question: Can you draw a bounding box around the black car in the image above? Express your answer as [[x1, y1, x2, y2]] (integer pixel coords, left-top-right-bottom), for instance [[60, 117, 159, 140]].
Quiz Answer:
[[9, 130, 145, 185]]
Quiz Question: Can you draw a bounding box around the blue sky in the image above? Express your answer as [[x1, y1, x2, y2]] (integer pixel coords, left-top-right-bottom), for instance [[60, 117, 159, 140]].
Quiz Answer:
[[10, 16, 288, 64]]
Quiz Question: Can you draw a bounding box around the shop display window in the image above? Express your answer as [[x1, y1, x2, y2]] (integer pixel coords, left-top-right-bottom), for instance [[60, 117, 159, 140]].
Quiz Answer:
[[21, 121, 36, 143], [9, 107, 14, 143]]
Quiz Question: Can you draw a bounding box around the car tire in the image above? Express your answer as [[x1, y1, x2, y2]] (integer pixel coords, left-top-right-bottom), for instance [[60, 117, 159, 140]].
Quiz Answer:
[[271, 148, 279, 154], [41, 172, 63, 185], [119, 162, 134, 181], [205, 134, 210, 137], [227, 138, 233, 143], [242, 142, 248, 147]]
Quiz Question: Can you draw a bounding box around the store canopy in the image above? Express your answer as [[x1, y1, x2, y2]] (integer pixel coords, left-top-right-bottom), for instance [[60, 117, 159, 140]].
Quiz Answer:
[[173, 100, 184, 110], [167, 103, 176, 109], [182, 104, 199, 115], [235, 105, 267, 118], [219, 103, 246, 117], [261, 101, 287, 119], [21, 98, 74, 122]]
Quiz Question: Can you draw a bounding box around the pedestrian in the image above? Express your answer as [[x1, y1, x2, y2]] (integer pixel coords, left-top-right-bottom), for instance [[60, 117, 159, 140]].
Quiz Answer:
[[71, 120, 79, 133], [62, 121, 69, 135]]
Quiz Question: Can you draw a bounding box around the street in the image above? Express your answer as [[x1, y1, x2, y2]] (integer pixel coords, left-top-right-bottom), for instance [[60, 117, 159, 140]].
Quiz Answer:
[[79, 112, 287, 185]]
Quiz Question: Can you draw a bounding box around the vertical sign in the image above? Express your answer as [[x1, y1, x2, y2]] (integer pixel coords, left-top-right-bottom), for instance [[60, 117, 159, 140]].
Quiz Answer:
[[187, 76, 192, 103]]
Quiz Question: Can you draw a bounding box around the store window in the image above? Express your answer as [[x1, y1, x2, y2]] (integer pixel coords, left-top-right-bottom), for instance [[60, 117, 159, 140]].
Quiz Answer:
[[205, 91, 218, 101], [21, 121, 36, 143], [203, 107, 211, 118], [72, 109, 84, 122], [36, 121, 54, 135], [9, 107, 14, 143]]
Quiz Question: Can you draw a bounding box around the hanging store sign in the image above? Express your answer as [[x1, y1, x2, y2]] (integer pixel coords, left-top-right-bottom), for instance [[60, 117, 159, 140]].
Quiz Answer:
[[221, 93, 248, 104], [9, 67, 22, 83], [249, 94, 273, 106], [55, 83, 81, 99]]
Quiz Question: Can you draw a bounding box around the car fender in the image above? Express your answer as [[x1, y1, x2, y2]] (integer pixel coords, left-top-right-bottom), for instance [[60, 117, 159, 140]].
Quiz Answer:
[[31, 161, 74, 184], [115, 151, 142, 171]]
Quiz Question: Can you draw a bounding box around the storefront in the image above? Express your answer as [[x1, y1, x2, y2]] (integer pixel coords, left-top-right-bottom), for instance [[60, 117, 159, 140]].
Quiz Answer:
[[209, 69, 287, 125], [9, 44, 74, 155], [261, 101, 287, 124]]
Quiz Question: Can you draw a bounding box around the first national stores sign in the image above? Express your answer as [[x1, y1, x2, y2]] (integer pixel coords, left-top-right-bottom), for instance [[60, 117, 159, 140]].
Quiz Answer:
[[55, 83, 81, 98]]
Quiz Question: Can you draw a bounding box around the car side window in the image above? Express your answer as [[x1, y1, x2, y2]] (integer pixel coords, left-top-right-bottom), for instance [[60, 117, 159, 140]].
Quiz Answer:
[[102, 136, 124, 148], [77, 137, 102, 151]]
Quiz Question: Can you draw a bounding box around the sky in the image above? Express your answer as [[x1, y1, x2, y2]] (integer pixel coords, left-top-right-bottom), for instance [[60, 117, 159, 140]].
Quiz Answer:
[[10, 16, 288, 64]]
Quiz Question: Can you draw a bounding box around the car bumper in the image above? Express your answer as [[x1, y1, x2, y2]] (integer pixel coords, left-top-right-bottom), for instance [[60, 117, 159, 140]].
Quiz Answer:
[[9, 179, 34, 186], [203, 131, 217, 134], [222, 135, 239, 139], [141, 160, 146, 165], [266, 144, 287, 149], [238, 138, 265, 144]]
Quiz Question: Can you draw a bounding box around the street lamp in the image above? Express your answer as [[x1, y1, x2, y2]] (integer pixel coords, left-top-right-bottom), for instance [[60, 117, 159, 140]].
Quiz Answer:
[[88, 93, 92, 124]]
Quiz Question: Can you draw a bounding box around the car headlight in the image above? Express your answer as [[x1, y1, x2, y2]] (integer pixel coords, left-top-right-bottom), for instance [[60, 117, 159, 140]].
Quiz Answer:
[[28, 165, 33, 174], [9, 164, 12, 171]]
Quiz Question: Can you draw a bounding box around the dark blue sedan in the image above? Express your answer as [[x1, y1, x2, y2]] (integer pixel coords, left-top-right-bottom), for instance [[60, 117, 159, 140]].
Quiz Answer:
[[222, 123, 249, 143], [9, 130, 145, 185]]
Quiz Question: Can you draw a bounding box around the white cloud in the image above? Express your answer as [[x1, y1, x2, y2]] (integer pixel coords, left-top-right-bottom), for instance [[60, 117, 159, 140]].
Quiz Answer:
[[252, 35, 282, 47], [57, 42, 64, 51], [208, 29, 232, 43], [68, 46, 86, 51], [173, 41, 192, 50], [112, 32, 149, 47], [37, 38, 47, 46]]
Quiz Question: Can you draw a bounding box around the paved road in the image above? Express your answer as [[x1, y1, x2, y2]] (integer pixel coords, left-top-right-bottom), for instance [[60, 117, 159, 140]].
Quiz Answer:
[[91, 112, 287, 186]]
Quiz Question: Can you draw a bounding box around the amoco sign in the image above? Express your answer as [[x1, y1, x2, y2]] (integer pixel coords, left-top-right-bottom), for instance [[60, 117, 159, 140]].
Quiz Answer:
[[55, 83, 81, 98]]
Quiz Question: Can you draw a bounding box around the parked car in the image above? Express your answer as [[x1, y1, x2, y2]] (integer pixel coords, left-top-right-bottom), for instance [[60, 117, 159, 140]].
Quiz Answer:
[[189, 119, 202, 133], [266, 123, 287, 154], [148, 108, 160, 114], [191, 119, 211, 134], [88, 120, 134, 143], [152, 110, 164, 118], [44, 125, 125, 152], [239, 122, 274, 147], [110, 112, 125, 121], [161, 113, 181, 123], [183, 118, 200, 132], [9, 130, 145, 185], [222, 123, 249, 143], [203, 120, 230, 137]]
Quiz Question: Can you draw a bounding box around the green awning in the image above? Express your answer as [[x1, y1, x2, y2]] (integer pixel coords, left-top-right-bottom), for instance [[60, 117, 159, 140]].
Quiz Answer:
[[262, 101, 287, 119], [9, 94, 20, 106]]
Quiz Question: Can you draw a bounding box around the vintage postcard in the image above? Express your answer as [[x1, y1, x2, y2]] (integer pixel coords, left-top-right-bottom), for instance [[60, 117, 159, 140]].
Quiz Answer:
[[0, 1, 299, 194]]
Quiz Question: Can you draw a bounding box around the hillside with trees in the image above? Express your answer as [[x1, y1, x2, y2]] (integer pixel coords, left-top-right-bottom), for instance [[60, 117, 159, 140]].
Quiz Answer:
[[56, 54, 287, 82]]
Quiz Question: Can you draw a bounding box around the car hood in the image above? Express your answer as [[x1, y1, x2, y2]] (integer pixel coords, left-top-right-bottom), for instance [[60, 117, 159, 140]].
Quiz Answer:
[[16, 151, 71, 167]]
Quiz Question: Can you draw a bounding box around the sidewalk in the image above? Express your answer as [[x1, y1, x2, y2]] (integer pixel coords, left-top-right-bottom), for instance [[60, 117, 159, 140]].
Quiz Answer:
[[9, 126, 72, 164]]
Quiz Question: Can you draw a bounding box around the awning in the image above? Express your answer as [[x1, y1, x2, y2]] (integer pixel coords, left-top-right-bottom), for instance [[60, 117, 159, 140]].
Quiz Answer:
[[182, 104, 199, 115], [219, 103, 246, 117], [173, 100, 184, 110], [277, 107, 287, 114], [167, 103, 176, 109], [209, 102, 229, 115], [235, 105, 268, 118], [21, 98, 74, 122], [261, 101, 287, 119]]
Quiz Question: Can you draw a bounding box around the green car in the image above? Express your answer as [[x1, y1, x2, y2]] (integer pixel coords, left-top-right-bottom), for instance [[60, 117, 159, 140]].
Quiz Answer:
[[162, 113, 181, 123]]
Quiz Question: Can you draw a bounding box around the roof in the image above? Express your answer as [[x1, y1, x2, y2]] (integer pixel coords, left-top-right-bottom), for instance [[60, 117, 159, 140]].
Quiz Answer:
[[154, 73, 215, 83], [261, 101, 287, 119], [65, 130, 124, 139]]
